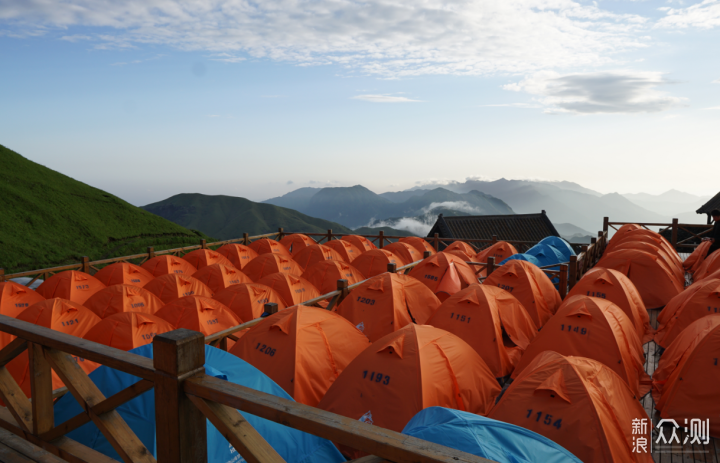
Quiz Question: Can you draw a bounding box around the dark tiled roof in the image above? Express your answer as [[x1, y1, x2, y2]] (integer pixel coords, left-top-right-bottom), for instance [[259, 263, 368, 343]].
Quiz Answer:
[[697, 192, 720, 215], [427, 212, 559, 243]]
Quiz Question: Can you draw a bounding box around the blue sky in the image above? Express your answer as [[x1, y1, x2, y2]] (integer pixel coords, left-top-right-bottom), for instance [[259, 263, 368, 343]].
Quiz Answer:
[[1, 0, 719, 206]]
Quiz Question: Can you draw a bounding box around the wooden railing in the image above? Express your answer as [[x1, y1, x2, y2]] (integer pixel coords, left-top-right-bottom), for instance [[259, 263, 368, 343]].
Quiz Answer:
[[603, 217, 712, 251]]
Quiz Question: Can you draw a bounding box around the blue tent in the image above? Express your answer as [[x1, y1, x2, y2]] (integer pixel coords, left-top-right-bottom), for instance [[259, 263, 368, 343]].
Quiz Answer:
[[538, 237, 576, 262], [498, 253, 541, 267], [403, 407, 581, 463], [525, 244, 565, 269], [54, 344, 344, 463]]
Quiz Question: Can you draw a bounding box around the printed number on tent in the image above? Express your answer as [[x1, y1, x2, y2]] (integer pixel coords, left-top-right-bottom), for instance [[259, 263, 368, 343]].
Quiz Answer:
[[363, 371, 390, 385], [526, 410, 563, 429]]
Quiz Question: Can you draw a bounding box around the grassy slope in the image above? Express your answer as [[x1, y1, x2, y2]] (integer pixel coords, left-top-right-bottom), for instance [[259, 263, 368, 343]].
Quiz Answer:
[[142, 193, 353, 239], [0, 144, 211, 273]]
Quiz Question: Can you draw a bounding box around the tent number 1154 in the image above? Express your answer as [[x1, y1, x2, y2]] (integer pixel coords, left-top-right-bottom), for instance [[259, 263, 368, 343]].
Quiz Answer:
[[526, 409, 562, 429]]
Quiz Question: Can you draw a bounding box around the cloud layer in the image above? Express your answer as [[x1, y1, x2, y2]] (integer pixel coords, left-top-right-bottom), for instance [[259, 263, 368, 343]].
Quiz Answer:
[[0, 0, 648, 77]]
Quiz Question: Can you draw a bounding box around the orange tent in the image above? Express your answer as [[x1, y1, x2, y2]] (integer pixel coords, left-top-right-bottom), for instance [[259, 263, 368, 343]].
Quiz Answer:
[[595, 249, 682, 309], [248, 238, 292, 258], [475, 241, 518, 264], [382, 242, 423, 266], [213, 283, 287, 321], [192, 263, 252, 293], [155, 295, 241, 336], [654, 278, 720, 348], [318, 324, 501, 441], [144, 274, 213, 304], [279, 234, 316, 255], [652, 315, 720, 438], [301, 261, 366, 294], [141, 255, 197, 277], [229, 305, 371, 406], [351, 249, 407, 279], [257, 273, 323, 306], [605, 223, 642, 250], [241, 253, 304, 281], [5, 298, 101, 397], [341, 235, 377, 253], [335, 273, 440, 342], [83, 284, 165, 318], [292, 244, 344, 272], [693, 250, 720, 281], [0, 281, 44, 319], [609, 229, 683, 273], [565, 267, 652, 343], [490, 351, 652, 463], [426, 284, 537, 378], [324, 239, 363, 263], [483, 260, 560, 327], [216, 243, 259, 270], [407, 252, 478, 302], [92, 262, 155, 288], [511, 295, 650, 398], [36, 270, 106, 305], [398, 237, 436, 256], [83, 312, 175, 351], [610, 241, 683, 283], [182, 249, 236, 270], [444, 241, 478, 258], [683, 241, 711, 274]]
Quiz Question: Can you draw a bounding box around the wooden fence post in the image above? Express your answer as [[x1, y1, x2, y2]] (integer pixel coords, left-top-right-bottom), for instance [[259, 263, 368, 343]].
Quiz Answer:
[[433, 233, 440, 251], [201, 239, 207, 250], [423, 251, 431, 259], [492, 235, 498, 244], [671, 218, 679, 249], [327, 229, 333, 243], [336, 279, 349, 305], [29, 343, 53, 435], [559, 264, 568, 300], [603, 217, 609, 234], [487, 257, 495, 276], [387, 263, 397, 273], [568, 255, 578, 289], [147, 247, 156, 259], [153, 329, 208, 463], [243, 233, 249, 245], [379, 231, 385, 249], [81, 257, 90, 274], [263, 303, 279, 316], [278, 228, 284, 241], [0, 268, 4, 283]]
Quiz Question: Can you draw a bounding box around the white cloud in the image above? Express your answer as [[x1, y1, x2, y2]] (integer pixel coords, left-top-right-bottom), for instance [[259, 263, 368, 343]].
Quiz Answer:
[[368, 217, 434, 236], [420, 201, 482, 215], [0, 0, 649, 78], [657, 1, 720, 29], [479, 103, 542, 108], [504, 70, 686, 114], [59, 34, 91, 42], [352, 94, 421, 103], [702, 106, 720, 110], [714, 78, 720, 84]]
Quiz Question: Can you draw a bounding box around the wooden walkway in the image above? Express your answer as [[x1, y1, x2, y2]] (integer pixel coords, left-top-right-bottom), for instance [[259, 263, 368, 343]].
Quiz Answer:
[[644, 309, 720, 463]]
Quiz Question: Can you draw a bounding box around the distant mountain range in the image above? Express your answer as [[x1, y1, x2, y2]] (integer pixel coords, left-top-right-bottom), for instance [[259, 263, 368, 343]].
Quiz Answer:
[[622, 189, 711, 218]]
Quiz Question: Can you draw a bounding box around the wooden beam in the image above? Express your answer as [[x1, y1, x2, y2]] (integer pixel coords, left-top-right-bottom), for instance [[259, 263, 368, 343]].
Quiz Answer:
[[187, 395, 285, 463], [0, 339, 27, 368], [559, 264, 568, 299], [29, 343, 53, 436], [184, 374, 490, 463], [568, 255, 578, 289], [0, 367, 33, 433], [0, 427, 67, 463], [153, 330, 207, 463]]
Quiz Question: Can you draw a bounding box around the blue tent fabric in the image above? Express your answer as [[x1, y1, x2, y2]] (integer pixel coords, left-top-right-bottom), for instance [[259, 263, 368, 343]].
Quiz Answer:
[[498, 253, 541, 267], [54, 344, 344, 463], [525, 244, 565, 268], [403, 407, 581, 463], [538, 237, 576, 262]]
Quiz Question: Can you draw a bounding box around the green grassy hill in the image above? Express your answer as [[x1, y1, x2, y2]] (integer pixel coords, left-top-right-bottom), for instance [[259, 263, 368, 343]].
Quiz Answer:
[[142, 193, 353, 239], [0, 144, 211, 273]]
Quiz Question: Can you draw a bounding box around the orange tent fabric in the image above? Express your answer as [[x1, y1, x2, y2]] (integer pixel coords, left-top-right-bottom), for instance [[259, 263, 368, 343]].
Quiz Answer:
[[565, 267, 652, 344], [292, 244, 344, 272], [144, 274, 213, 304], [652, 315, 720, 438], [610, 241, 683, 283], [446, 249, 480, 264], [335, 273, 440, 342], [141, 255, 197, 277], [213, 283, 287, 321], [216, 243, 259, 270], [5, 298, 101, 397], [655, 278, 720, 348], [407, 252, 478, 301], [398, 237, 436, 256], [351, 249, 407, 279], [444, 241, 478, 258], [595, 249, 683, 309], [605, 223, 642, 251], [83, 312, 175, 351], [248, 238, 292, 258], [229, 305, 371, 406], [683, 241, 711, 274], [511, 295, 650, 398], [693, 250, 720, 281], [241, 253, 304, 281], [324, 239, 363, 263], [318, 324, 501, 438], [613, 228, 679, 263], [426, 284, 537, 378], [155, 295, 241, 336], [383, 242, 423, 266], [475, 241, 518, 264], [301, 261, 366, 294], [36, 270, 106, 305], [0, 281, 44, 318], [483, 260, 560, 328], [92, 262, 155, 288], [83, 284, 165, 318], [192, 263, 252, 293], [340, 235, 378, 253], [257, 273, 323, 306], [279, 234, 316, 255], [490, 351, 652, 463], [182, 249, 236, 271]]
